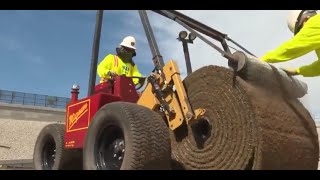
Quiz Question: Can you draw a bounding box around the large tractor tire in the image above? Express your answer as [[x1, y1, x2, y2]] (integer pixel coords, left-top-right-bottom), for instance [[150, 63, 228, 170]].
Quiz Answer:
[[33, 123, 83, 170], [170, 65, 319, 170], [83, 102, 171, 170]]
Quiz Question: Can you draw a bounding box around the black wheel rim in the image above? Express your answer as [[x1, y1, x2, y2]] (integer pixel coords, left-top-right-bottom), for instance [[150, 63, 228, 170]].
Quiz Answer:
[[41, 135, 56, 170], [95, 125, 125, 170]]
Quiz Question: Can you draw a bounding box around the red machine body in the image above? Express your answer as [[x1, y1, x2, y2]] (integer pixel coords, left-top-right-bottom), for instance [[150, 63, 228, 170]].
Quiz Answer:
[[64, 76, 140, 149]]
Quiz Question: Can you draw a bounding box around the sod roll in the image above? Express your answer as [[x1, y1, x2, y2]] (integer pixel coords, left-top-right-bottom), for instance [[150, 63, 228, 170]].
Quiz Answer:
[[170, 65, 319, 170]]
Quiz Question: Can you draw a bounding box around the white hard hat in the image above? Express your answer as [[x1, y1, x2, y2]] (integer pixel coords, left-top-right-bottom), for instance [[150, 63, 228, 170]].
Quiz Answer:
[[287, 10, 303, 34], [120, 36, 136, 50]]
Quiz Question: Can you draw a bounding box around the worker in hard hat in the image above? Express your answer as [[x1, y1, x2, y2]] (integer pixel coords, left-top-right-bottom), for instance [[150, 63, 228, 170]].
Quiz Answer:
[[260, 10, 320, 77], [97, 36, 143, 85]]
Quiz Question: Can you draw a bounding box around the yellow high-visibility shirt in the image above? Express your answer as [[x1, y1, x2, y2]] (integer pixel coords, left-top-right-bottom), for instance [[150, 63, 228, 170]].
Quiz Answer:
[[97, 54, 142, 84], [261, 14, 320, 77]]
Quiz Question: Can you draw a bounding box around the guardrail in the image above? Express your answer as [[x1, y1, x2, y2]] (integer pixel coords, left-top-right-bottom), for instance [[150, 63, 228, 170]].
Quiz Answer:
[[0, 89, 70, 109]]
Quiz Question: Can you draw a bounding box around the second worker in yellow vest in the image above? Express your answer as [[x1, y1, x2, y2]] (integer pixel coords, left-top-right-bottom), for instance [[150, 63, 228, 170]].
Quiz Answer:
[[97, 36, 143, 85], [261, 10, 320, 77]]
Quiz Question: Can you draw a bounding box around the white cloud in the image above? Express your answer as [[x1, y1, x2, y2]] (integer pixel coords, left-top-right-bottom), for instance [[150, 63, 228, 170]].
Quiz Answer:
[[91, 10, 319, 115], [143, 10, 320, 114]]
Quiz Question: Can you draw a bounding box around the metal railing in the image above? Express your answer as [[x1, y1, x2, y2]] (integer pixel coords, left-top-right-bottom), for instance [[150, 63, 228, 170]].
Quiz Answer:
[[0, 89, 70, 109]]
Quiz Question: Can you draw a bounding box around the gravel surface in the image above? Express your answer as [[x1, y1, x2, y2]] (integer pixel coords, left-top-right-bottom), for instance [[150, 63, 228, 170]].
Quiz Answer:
[[0, 119, 62, 161]]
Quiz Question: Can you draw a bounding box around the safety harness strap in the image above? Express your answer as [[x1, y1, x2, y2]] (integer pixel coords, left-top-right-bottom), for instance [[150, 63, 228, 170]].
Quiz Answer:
[[114, 55, 118, 68]]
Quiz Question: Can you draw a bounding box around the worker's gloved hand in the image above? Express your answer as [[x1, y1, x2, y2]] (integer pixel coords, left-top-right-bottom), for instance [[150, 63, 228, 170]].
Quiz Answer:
[[150, 72, 159, 78], [280, 67, 299, 76], [138, 77, 146, 85], [107, 70, 117, 77]]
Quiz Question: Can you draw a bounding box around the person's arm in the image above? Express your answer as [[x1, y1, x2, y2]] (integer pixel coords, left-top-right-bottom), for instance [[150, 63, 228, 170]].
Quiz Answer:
[[297, 51, 320, 77], [97, 54, 114, 81], [261, 17, 320, 63]]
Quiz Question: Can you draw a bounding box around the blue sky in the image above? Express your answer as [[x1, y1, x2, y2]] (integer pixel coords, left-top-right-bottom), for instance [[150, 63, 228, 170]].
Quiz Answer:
[[0, 10, 157, 99], [1, 10, 319, 118]]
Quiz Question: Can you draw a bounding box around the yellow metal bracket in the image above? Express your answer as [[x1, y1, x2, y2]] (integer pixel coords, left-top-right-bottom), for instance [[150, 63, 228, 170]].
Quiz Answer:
[[137, 60, 206, 130]]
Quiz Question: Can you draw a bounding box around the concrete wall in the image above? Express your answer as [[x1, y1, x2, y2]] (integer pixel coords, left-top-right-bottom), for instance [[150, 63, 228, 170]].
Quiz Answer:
[[0, 103, 65, 161], [0, 103, 65, 123]]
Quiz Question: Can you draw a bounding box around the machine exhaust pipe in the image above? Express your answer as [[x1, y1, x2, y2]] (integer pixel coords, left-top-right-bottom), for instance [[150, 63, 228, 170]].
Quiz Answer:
[[88, 10, 104, 96]]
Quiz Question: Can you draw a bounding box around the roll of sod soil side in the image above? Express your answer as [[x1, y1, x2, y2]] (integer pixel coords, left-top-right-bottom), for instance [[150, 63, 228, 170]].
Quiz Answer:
[[170, 65, 319, 170]]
